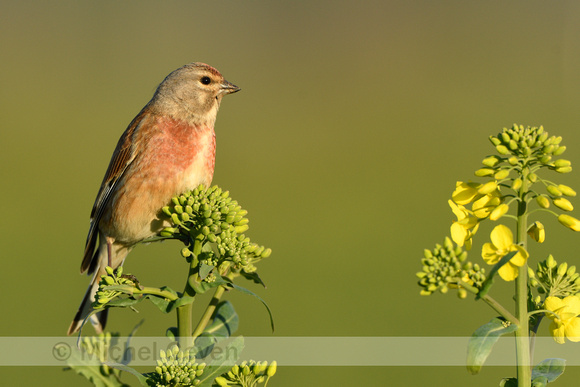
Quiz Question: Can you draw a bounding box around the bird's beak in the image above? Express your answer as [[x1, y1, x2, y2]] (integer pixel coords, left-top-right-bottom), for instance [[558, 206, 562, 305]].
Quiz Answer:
[[220, 80, 241, 95]]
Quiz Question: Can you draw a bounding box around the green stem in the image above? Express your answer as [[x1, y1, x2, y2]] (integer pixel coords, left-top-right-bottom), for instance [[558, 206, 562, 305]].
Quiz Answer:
[[192, 285, 227, 338], [458, 280, 519, 324], [176, 237, 203, 349], [515, 178, 531, 387]]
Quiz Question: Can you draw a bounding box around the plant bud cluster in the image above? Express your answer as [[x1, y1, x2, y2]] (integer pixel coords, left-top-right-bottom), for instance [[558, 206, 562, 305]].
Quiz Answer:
[[417, 237, 486, 298], [529, 255, 580, 298], [93, 266, 137, 309], [160, 185, 271, 280], [145, 345, 205, 386], [214, 360, 277, 387]]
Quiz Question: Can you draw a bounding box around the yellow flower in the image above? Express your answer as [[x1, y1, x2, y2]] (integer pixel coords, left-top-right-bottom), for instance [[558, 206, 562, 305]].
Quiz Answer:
[[481, 225, 529, 281], [452, 182, 482, 205], [558, 214, 580, 231], [449, 200, 479, 250], [472, 190, 502, 219], [544, 296, 580, 344]]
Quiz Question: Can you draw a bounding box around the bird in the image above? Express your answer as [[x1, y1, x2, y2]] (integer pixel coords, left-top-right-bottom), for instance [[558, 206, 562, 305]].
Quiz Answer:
[[67, 62, 240, 335]]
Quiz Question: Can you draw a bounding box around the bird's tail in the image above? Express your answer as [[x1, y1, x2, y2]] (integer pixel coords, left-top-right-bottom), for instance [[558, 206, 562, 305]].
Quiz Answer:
[[67, 263, 109, 336]]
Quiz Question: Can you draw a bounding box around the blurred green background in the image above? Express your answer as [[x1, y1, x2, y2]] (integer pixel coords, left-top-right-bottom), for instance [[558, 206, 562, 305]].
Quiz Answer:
[[3, 0, 580, 385]]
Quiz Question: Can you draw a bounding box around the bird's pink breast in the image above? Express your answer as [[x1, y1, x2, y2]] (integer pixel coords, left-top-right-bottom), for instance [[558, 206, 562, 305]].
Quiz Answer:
[[107, 116, 216, 242]]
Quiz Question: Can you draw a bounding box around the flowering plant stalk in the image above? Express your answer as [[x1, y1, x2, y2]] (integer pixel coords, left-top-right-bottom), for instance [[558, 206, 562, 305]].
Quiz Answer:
[[67, 185, 277, 387], [418, 125, 580, 387]]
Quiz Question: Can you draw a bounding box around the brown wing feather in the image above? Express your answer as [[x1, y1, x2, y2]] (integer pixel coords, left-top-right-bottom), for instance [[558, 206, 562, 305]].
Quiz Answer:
[[80, 107, 152, 273]]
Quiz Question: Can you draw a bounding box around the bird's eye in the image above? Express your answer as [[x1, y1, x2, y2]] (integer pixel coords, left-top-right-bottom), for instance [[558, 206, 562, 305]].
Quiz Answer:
[[200, 76, 211, 85]]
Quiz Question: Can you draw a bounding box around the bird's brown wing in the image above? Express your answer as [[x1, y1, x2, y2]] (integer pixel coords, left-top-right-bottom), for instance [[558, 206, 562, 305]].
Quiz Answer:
[[80, 108, 151, 273]]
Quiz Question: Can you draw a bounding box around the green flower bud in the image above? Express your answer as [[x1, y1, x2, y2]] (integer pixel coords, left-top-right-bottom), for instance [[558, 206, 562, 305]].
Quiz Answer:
[[490, 136, 501, 146], [540, 155, 552, 164], [554, 145, 567, 156], [174, 205, 184, 214], [215, 376, 229, 386], [162, 206, 173, 216], [171, 213, 182, 225], [546, 254, 557, 269], [508, 156, 519, 165], [554, 159, 571, 168], [267, 361, 277, 376], [501, 132, 511, 143], [568, 265, 576, 276], [496, 145, 509, 155], [105, 266, 115, 276], [527, 173, 538, 183], [553, 197, 573, 211], [558, 262, 568, 277]]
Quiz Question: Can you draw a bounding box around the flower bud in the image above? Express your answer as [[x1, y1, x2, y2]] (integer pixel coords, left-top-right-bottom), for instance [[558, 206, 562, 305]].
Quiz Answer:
[[490, 136, 501, 146], [527, 173, 538, 183], [557, 262, 568, 277], [555, 166, 572, 173], [478, 181, 498, 194], [553, 145, 567, 156], [494, 169, 510, 180], [475, 168, 494, 177], [555, 159, 571, 168], [536, 195, 550, 208], [527, 221, 545, 243], [508, 156, 519, 165], [558, 184, 577, 197], [496, 145, 509, 155], [553, 197, 573, 211], [490, 204, 509, 221], [512, 178, 522, 190], [547, 185, 562, 197], [267, 361, 277, 376], [482, 156, 500, 167], [546, 254, 557, 269], [558, 214, 580, 231]]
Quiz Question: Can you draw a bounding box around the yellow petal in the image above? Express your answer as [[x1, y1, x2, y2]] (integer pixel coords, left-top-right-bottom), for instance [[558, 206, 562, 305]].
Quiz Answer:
[[482, 243, 499, 264], [564, 317, 580, 342], [498, 262, 519, 281], [545, 296, 565, 315], [490, 224, 514, 250], [508, 246, 529, 267], [451, 223, 467, 246], [549, 321, 566, 344], [452, 182, 481, 205], [562, 296, 580, 316]]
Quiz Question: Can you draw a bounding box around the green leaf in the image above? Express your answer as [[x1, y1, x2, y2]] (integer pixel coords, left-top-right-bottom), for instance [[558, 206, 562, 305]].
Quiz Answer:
[[199, 263, 215, 280], [105, 296, 143, 308], [190, 274, 228, 294], [467, 317, 517, 374], [531, 376, 548, 387], [228, 282, 275, 332], [532, 358, 566, 382], [166, 295, 195, 313], [477, 251, 517, 299], [145, 295, 171, 313], [499, 378, 517, 387], [66, 348, 130, 387], [195, 301, 239, 358], [196, 336, 244, 387], [105, 362, 148, 386], [240, 271, 267, 288]]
